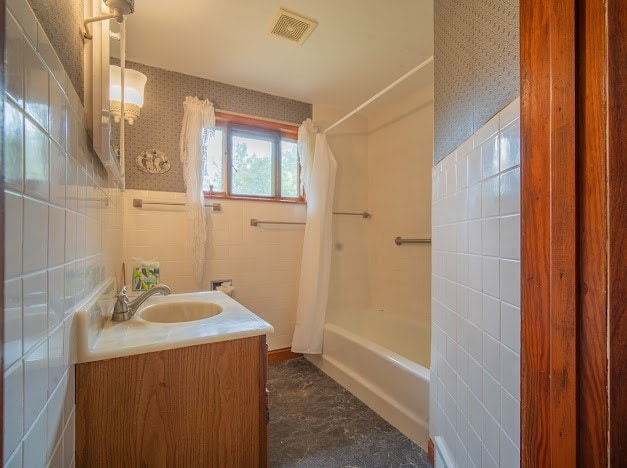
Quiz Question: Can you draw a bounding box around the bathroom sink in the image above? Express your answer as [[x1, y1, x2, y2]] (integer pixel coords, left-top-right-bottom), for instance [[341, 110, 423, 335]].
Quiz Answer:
[[138, 301, 223, 323]]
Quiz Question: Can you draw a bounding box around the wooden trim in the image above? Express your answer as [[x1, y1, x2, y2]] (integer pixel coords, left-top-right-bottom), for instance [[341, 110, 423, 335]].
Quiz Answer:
[[268, 347, 302, 364], [576, 0, 608, 464], [520, 0, 578, 465], [259, 336, 268, 468], [215, 110, 298, 139], [427, 438, 434, 466], [522, 0, 627, 464], [607, 0, 627, 463], [204, 192, 306, 205]]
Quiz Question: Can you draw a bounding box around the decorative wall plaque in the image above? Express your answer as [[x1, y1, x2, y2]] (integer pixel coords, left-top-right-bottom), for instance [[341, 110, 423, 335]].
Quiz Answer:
[[136, 149, 171, 174]]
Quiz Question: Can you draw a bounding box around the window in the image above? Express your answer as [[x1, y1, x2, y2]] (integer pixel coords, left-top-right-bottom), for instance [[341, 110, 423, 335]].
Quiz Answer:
[[202, 113, 302, 202]]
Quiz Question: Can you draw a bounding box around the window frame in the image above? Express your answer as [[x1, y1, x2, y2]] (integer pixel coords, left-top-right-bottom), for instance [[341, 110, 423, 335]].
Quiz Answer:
[[203, 112, 305, 204]]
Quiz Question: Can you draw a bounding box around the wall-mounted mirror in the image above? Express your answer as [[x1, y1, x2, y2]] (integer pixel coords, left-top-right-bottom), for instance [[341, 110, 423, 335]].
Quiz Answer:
[[109, 19, 123, 167], [109, 17, 147, 183], [85, 0, 125, 188], [85, 0, 146, 189]]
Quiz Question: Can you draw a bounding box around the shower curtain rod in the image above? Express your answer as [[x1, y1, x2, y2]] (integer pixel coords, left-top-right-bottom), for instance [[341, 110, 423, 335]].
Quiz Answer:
[[323, 55, 434, 134]]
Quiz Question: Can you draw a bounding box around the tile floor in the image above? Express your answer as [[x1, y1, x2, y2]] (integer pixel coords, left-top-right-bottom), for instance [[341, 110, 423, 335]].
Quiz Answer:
[[268, 358, 430, 468]]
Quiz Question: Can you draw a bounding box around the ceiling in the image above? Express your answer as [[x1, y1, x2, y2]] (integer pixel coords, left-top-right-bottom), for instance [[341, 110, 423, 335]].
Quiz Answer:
[[124, 0, 433, 113]]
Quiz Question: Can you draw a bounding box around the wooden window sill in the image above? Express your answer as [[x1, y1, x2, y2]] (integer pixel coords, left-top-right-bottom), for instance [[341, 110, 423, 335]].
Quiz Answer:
[[204, 193, 306, 205]]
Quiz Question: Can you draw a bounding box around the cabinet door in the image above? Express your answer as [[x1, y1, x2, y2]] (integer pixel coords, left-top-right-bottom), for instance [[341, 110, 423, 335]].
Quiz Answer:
[[76, 336, 267, 467]]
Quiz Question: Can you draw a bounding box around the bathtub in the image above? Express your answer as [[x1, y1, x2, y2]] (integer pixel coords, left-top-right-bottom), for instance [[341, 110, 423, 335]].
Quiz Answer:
[[307, 309, 430, 450]]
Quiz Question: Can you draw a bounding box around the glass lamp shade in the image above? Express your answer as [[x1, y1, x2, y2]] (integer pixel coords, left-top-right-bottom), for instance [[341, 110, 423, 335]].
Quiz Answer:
[[110, 65, 147, 124]]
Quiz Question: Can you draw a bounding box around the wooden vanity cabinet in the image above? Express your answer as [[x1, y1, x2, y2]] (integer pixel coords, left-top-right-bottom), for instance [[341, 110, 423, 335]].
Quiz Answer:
[[76, 335, 269, 467]]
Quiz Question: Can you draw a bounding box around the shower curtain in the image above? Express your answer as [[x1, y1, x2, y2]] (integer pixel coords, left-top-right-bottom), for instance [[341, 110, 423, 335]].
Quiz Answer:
[[179, 96, 216, 285], [291, 133, 337, 354]]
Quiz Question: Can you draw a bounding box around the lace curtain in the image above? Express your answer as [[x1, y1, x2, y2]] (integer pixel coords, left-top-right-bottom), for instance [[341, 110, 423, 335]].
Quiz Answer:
[[297, 118, 317, 196], [179, 96, 216, 285]]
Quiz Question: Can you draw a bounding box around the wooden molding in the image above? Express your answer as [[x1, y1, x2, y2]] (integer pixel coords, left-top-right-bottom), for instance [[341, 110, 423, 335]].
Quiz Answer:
[[204, 192, 306, 205], [607, 0, 627, 463], [215, 110, 298, 139], [576, 0, 609, 464], [521, 0, 627, 464], [259, 337, 269, 467], [428, 438, 434, 466], [521, 0, 578, 465], [268, 347, 302, 364]]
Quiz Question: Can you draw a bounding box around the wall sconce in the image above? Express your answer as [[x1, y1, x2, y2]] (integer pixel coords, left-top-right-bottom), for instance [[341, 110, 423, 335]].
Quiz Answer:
[[110, 65, 147, 125], [83, 0, 134, 40]]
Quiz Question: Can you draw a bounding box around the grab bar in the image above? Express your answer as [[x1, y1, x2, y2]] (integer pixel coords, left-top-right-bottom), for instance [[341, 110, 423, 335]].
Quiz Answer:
[[395, 236, 431, 245], [250, 219, 305, 226], [133, 198, 221, 211], [250, 211, 372, 227], [334, 211, 371, 218]]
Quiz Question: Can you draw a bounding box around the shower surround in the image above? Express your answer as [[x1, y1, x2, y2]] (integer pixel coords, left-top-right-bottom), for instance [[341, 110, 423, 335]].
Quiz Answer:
[[309, 85, 434, 449]]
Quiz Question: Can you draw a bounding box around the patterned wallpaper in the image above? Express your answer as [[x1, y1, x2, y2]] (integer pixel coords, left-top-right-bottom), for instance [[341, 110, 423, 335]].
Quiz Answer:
[[27, 0, 84, 101], [434, 0, 519, 162], [119, 61, 312, 192]]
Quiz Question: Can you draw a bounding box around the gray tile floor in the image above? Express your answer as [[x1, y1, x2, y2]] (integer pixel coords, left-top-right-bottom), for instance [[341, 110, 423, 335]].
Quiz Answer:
[[268, 358, 430, 468]]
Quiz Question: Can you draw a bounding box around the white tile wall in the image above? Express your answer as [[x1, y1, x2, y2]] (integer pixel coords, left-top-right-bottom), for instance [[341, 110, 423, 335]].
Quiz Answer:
[[430, 98, 521, 468], [122, 189, 305, 350], [3, 1, 124, 466]]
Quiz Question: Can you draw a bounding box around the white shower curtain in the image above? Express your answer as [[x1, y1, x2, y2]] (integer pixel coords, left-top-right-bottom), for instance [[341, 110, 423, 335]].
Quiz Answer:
[[179, 96, 216, 286], [291, 133, 337, 354]]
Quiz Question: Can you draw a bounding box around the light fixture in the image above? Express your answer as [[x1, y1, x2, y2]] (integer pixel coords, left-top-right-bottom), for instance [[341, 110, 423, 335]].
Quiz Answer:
[[83, 0, 134, 40], [110, 65, 147, 125]]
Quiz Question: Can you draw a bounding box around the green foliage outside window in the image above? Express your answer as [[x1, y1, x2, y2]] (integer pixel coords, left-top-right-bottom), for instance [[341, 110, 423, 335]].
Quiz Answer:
[[231, 138, 273, 196], [202, 124, 301, 200], [281, 140, 299, 198]]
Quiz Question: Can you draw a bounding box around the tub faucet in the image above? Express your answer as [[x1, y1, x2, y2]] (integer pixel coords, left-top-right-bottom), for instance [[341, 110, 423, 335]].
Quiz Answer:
[[112, 284, 171, 321]]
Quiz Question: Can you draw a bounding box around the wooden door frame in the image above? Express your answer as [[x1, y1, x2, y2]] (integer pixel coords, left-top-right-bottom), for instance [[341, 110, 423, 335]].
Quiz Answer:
[[520, 0, 626, 465], [606, 2, 627, 463]]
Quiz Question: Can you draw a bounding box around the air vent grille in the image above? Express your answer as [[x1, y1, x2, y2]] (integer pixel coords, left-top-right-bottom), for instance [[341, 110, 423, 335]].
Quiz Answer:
[[269, 8, 317, 45]]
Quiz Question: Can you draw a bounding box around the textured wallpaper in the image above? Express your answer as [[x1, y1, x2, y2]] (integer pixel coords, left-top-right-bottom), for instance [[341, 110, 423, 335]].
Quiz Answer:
[[119, 61, 312, 192], [434, 0, 519, 162], [27, 0, 84, 100]]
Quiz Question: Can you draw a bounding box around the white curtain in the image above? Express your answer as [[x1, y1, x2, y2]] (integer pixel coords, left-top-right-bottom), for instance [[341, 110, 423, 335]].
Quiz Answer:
[[291, 133, 337, 354], [179, 96, 216, 286], [297, 118, 317, 196]]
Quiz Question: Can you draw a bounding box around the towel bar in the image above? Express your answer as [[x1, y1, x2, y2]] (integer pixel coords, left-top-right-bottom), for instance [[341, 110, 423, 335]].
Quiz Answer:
[[395, 236, 431, 245]]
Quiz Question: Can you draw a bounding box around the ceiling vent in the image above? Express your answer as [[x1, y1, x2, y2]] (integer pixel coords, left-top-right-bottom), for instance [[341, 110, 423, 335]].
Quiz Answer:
[[269, 8, 318, 45]]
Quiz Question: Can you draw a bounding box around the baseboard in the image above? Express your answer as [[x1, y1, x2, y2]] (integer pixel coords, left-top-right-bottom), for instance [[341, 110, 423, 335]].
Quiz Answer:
[[268, 347, 302, 364], [428, 438, 435, 466]]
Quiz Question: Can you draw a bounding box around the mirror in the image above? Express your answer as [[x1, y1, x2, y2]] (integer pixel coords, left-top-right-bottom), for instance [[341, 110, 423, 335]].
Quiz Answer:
[[109, 19, 123, 168], [108, 18, 147, 180], [84, 0, 129, 187]]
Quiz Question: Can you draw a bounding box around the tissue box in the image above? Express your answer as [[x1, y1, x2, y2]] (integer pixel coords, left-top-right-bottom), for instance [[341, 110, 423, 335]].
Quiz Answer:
[[132, 266, 160, 291]]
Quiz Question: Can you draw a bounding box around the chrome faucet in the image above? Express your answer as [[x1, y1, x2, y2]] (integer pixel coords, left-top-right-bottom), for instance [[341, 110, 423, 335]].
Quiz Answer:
[[112, 284, 171, 321]]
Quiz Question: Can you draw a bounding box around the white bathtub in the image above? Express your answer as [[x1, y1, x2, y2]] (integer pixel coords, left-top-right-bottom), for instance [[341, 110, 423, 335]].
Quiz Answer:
[[307, 309, 430, 450]]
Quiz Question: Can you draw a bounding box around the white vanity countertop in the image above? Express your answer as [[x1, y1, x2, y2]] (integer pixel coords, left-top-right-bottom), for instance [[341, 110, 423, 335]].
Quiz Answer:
[[75, 281, 274, 363]]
